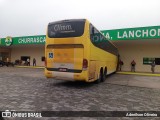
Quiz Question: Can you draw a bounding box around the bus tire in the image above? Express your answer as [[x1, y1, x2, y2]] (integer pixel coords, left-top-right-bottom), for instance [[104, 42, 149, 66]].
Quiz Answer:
[[102, 68, 107, 82], [96, 69, 103, 83]]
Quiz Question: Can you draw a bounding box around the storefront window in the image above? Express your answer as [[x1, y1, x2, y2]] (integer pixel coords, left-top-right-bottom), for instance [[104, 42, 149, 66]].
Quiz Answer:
[[0, 52, 10, 62], [143, 57, 160, 65], [41, 56, 45, 61], [155, 58, 160, 65], [21, 56, 30, 61]]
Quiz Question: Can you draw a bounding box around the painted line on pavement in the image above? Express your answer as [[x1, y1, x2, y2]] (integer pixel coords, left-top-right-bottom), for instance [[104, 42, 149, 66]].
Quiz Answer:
[[117, 71, 160, 77]]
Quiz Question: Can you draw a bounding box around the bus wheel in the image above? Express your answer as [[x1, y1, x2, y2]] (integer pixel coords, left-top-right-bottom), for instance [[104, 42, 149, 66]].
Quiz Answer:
[[96, 70, 103, 83], [102, 69, 107, 82]]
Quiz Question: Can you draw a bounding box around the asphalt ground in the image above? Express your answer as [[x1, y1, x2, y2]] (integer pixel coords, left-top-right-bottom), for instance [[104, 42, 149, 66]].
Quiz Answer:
[[0, 67, 160, 120]]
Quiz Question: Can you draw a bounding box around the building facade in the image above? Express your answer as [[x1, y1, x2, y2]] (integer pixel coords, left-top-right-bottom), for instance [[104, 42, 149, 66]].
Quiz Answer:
[[102, 25, 160, 72], [0, 35, 45, 66], [0, 25, 160, 72]]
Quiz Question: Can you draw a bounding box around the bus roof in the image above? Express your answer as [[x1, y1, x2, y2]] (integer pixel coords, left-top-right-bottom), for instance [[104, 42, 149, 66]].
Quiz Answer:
[[49, 19, 86, 25]]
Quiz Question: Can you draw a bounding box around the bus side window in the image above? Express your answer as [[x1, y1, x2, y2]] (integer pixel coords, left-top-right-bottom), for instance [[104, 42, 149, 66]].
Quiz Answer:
[[92, 27, 95, 35], [90, 24, 94, 42]]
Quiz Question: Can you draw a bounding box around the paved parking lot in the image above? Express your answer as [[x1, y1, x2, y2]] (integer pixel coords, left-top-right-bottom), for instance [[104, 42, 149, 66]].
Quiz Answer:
[[0, 67, 160, 119]]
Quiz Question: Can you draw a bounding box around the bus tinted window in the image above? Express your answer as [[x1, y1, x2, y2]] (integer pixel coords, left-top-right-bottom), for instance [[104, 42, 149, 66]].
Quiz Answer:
[[90, 24, 118, 56], [48, 20, 85, 38]]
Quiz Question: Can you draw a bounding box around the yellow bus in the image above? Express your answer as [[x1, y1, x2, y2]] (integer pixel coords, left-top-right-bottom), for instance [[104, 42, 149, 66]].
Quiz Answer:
[[45, 19, 119, 83]]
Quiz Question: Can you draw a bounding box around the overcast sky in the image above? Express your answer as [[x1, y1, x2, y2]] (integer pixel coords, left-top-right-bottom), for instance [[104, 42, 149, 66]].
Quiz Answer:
[[0, 0, 160, 38]]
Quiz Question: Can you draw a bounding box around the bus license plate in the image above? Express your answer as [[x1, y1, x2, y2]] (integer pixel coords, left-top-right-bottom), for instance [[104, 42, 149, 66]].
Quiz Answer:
[[59, 68, 67, 72]]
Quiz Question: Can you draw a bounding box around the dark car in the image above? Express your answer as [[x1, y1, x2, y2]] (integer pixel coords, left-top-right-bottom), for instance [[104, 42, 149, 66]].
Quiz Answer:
[[0, 60, 5, 67]]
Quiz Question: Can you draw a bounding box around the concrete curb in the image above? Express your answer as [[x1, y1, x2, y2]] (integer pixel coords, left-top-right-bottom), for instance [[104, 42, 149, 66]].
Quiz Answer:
[[13, 67, 160, 77], [117, 71, 160, 77], [15, 65, 44, 69]]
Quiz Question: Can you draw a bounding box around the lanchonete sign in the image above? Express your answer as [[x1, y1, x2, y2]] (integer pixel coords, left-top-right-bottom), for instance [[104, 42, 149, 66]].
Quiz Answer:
[[0, 26, 160, 46], [101, 25, 160, 40]]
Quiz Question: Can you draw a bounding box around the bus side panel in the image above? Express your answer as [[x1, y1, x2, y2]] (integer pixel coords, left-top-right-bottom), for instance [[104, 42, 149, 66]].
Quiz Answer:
[[89, 43, 118, 81], [88, 61, 96, 80]]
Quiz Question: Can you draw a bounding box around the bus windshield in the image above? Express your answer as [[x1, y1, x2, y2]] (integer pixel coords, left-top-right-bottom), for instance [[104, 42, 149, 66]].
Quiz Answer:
[[48, 19, 85, 38]]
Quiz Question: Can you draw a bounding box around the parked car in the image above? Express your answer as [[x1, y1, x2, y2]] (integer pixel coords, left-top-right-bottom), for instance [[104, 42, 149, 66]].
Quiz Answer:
[[0, 60, 5, 67], [7, 62, 14, 67]]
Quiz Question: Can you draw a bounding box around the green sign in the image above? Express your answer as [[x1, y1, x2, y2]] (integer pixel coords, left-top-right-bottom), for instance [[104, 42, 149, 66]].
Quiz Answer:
[[143, 57, 155, 65], [101, 26, 160, 40], [0, 38, 5, 46], [0, 26, 160, 46], [17, 35, 46, 44], [5, 36, 13, 46], [0, 35, 46, 46]]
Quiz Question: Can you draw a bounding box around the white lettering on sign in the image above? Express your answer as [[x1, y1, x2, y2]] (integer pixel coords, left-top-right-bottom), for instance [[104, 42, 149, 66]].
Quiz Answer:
[[54, 24, 72, 31], [117, 28, 160, 39], [18, 37, 46, 44], [118, 31, 128, 38], [105, 33, 111, 39], [129, 31, 134, 38], [150, 29, 156, 37], [142, 29, 148, 37], [123, 31, 128, 38], [135, 30, 141, 37], [158, 29, 160, 36], [102, 32, 111, 39], [117, 32, 122, 38]]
